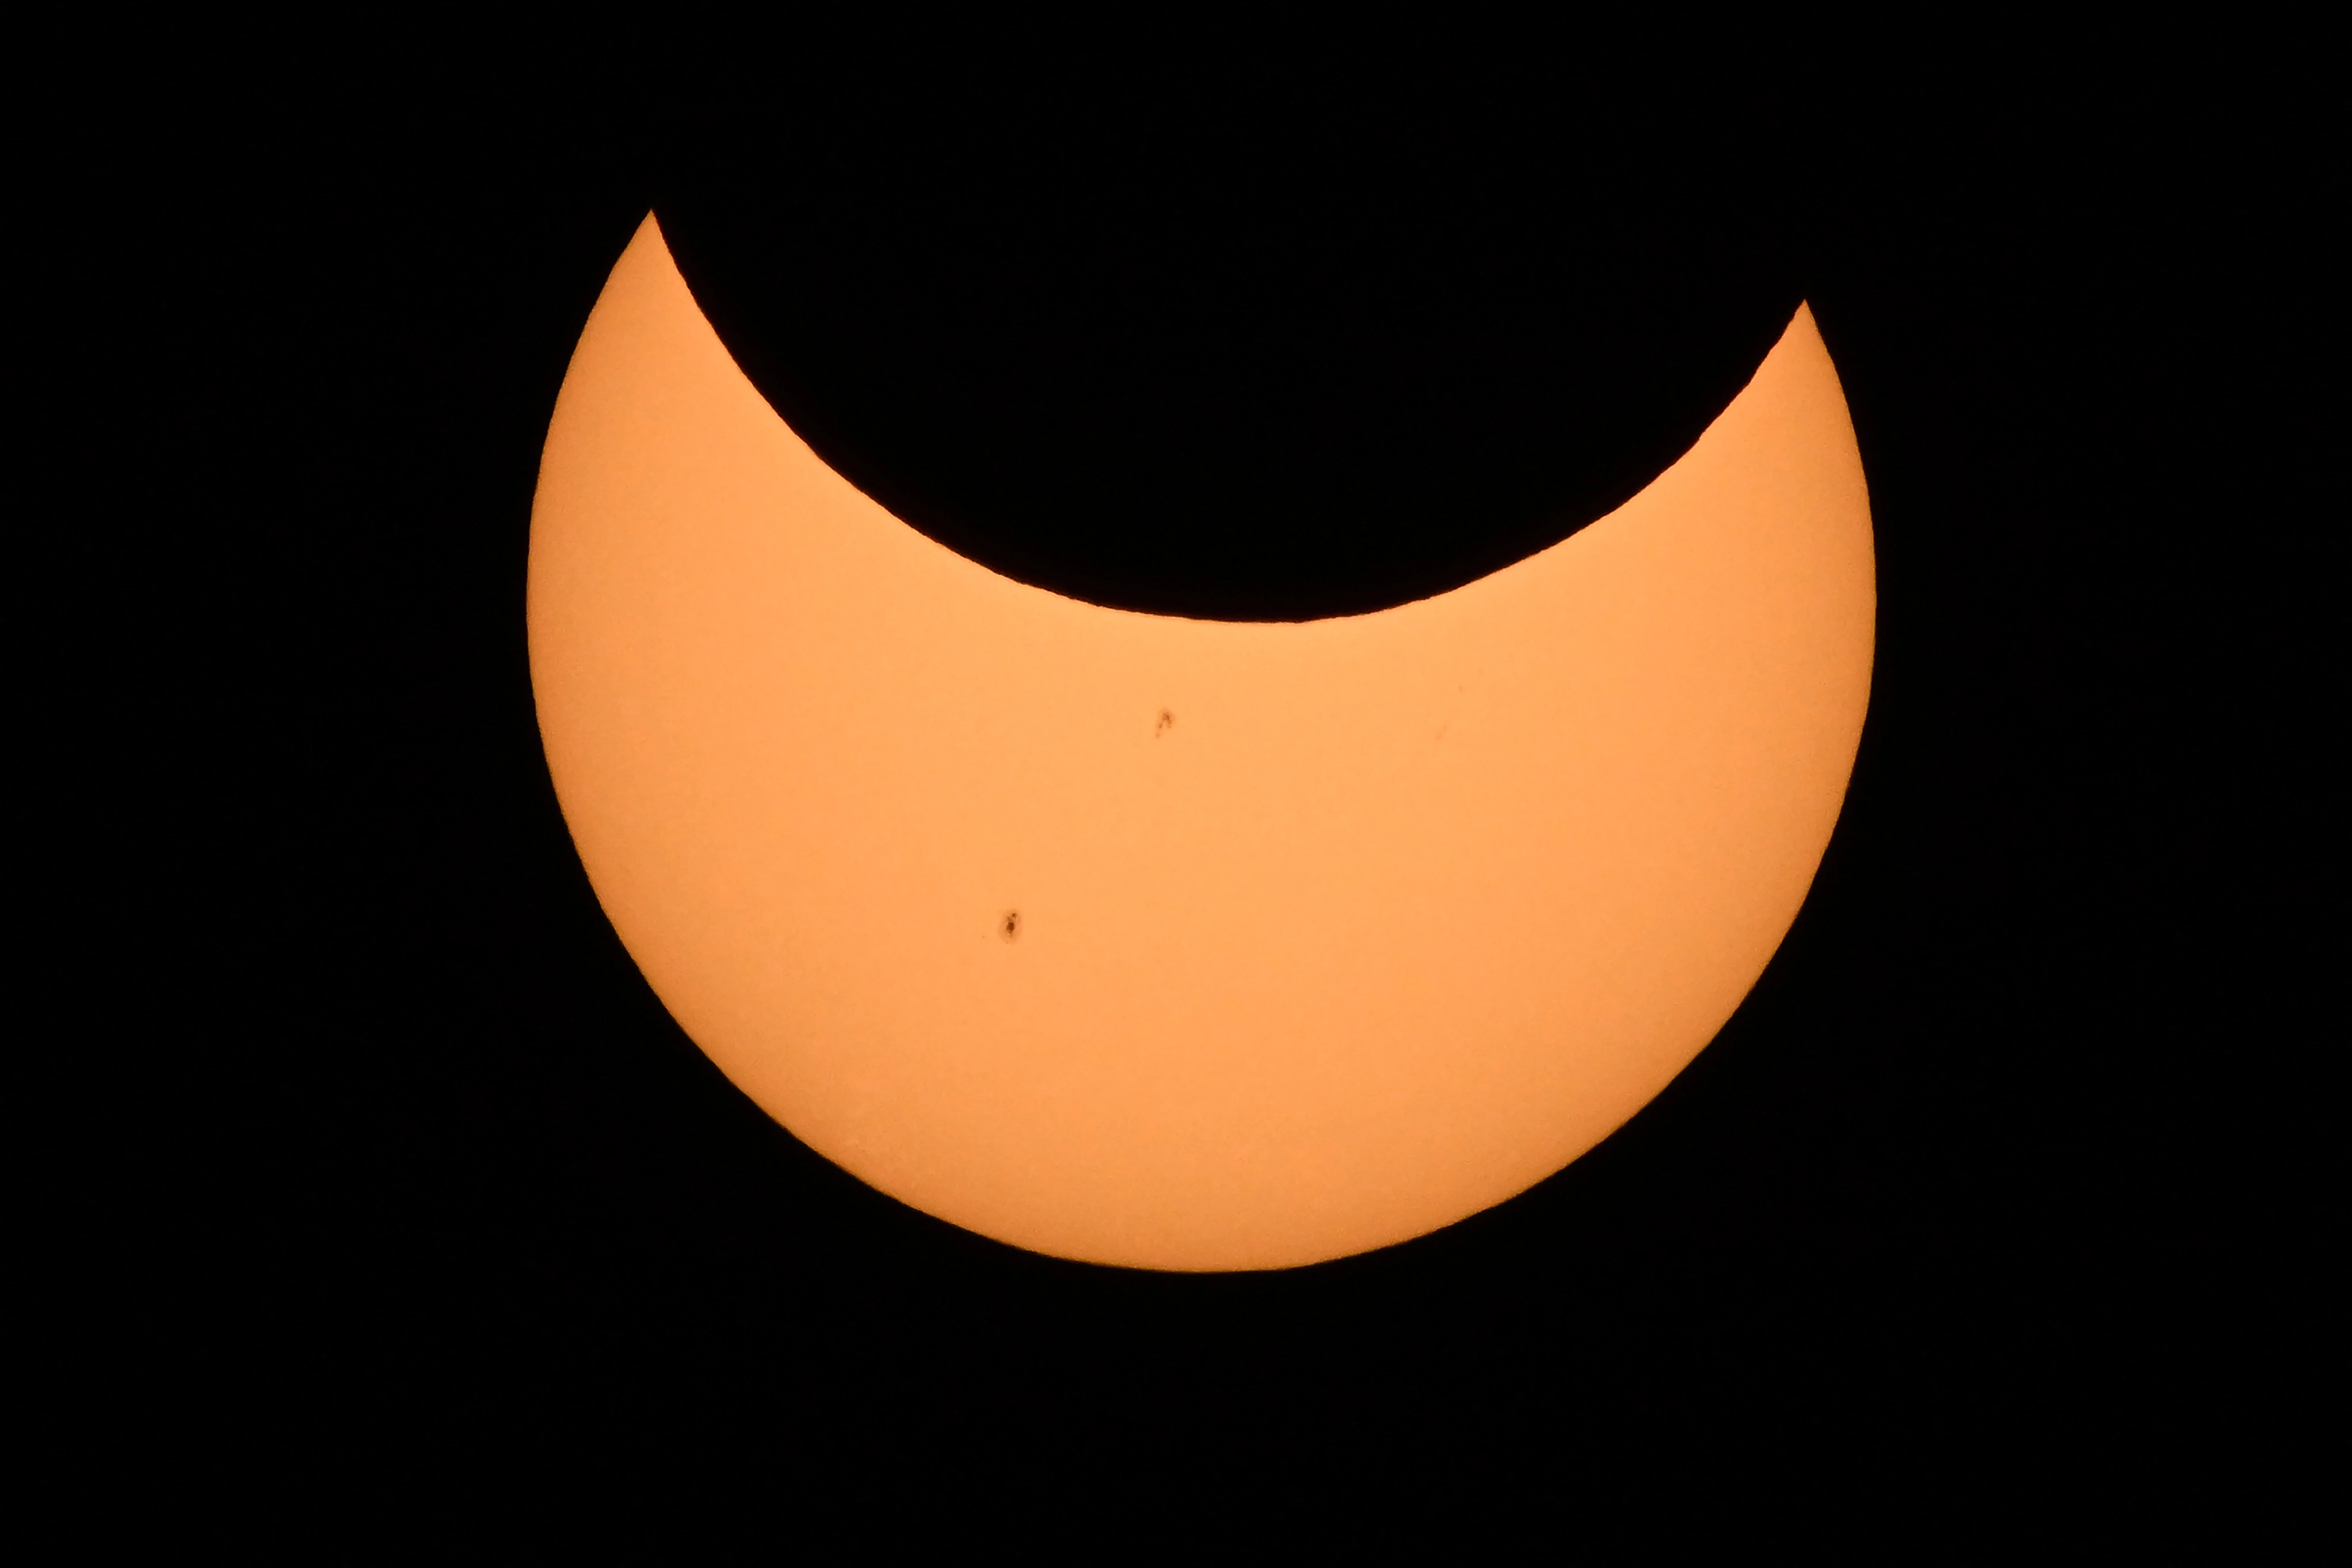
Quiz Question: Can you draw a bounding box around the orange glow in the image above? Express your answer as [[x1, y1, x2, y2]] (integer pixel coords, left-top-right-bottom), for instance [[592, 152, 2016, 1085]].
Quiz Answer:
[[527, 216, 1875, 1270]]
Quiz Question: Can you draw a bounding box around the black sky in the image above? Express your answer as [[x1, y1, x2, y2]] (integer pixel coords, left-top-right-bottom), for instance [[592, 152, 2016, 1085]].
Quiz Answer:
[[41, 20, 2314, 1533]]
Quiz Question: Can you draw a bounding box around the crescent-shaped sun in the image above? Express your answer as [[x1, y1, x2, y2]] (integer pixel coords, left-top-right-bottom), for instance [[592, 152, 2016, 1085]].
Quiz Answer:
[[527, 215, 1875, 1271]]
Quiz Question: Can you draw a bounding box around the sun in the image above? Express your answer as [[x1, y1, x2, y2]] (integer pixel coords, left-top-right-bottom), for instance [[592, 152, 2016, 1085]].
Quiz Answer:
[[528, 215, 1874, 1270]]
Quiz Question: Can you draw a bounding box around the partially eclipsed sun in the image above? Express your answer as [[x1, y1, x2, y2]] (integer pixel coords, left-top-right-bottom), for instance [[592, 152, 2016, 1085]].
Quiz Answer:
[[527, 216, 1875, 1271]]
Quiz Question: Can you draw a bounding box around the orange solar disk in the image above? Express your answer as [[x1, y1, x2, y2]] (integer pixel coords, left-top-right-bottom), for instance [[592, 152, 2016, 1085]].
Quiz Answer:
[[527, 216, 1875, 1270]]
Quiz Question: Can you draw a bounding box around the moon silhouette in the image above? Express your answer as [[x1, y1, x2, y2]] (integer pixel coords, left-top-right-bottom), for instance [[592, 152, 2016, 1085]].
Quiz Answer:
[[528, 216, 1875, 1271]]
